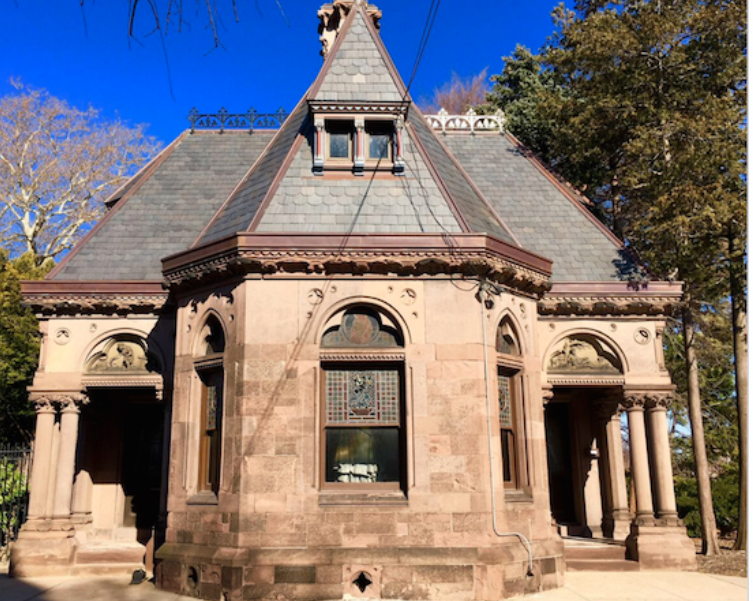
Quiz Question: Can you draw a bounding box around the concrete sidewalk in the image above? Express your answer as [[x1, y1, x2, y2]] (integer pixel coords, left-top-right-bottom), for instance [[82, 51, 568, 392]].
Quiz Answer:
[[0, 570, 747, 601], [530, 571, 747, 601]]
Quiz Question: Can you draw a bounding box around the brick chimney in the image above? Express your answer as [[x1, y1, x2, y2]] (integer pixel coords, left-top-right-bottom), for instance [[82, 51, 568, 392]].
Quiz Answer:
[[318, 0, 382, 59]]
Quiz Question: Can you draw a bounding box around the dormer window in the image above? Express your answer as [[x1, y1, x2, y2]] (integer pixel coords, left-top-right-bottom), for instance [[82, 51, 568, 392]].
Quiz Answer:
[[312, 107, 405, 176]]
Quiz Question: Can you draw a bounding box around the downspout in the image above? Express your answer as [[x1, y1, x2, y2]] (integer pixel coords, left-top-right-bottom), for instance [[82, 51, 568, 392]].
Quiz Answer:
[[478, 280, 535, 579]]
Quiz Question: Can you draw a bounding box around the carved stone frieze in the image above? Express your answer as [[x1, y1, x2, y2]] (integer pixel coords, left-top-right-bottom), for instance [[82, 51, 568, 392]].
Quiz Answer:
[[538, 295, 680, 317], [547, 335, 622, 375], [163, 247, 552, 298], [24, 293, 168, 317]]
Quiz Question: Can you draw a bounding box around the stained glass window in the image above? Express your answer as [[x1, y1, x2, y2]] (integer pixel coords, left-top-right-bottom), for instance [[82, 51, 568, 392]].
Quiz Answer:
[[321, 307, 402, 348], [325, 370, 400, 425], [206, 385, 218, 431], [498, 374, 512, 428]]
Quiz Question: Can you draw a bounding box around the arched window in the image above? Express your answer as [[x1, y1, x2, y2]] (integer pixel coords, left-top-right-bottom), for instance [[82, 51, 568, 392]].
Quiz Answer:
[[320, 306, 405, 491], [195, 315, 226, 496], [496, 317, 526, 490]]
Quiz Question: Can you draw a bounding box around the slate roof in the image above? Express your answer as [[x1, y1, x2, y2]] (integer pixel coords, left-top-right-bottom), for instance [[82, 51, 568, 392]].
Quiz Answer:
[[443, 133, 627, 282], [50, 1, 632, 284], [254, 122, 462, 234], [52, 131, 274, 281], [312, 7, 404, 102]]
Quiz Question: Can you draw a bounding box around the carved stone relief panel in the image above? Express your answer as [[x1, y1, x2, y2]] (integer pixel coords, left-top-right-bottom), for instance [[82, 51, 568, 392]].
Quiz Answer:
[[85, 336, 160, 374], [547, 334, 622, 374]]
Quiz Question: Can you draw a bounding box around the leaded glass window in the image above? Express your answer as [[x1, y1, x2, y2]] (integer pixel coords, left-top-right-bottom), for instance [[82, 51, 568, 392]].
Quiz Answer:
[[498, 374, 512, 429], [326, 370, 400, 425], [327, 121, 352, 159]]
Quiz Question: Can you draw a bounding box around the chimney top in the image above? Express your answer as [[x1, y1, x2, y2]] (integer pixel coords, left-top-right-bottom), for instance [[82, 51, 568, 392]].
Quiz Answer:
[[318, 1, 382, 59]]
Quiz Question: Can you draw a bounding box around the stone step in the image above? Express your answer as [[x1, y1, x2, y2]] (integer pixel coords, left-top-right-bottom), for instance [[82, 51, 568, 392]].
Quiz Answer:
[[74, 542, 145, 565], [564, 544, 627, 561], [566, 558, 640, 572], [70, 562, 145, 578]]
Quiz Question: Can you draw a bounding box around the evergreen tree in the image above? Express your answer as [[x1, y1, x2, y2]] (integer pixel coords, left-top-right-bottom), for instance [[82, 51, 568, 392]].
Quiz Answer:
[[506, 0, 747, 553]]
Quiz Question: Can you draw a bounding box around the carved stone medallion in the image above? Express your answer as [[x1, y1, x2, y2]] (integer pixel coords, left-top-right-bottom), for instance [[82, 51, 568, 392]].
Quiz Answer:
[[547, 335, 621, 375]]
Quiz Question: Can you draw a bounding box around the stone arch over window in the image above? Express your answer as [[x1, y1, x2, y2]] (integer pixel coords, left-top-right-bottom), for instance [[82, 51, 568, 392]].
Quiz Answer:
[[193, 312, 226, 497], [319, 304, 406, 492], [496, 314, 522, 356], [195, 312, 226, 357], [546, 333, 623, 375]]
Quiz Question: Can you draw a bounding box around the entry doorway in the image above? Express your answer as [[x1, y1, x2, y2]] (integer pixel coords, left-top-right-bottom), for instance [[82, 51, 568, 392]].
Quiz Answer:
[[74, 390, 166, 569], [544, 387, 622, 539]]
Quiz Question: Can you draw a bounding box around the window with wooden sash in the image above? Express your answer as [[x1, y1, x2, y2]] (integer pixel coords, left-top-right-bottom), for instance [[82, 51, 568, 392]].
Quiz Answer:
[[496, 317, 526, 490], [320, 306, 405, 491], [195, 315, 226, 496]]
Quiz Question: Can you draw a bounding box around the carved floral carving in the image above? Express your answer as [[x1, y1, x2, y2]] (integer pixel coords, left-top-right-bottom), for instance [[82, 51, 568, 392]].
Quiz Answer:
[[547, 335, 621, 375], [538, 295, 679, 317]]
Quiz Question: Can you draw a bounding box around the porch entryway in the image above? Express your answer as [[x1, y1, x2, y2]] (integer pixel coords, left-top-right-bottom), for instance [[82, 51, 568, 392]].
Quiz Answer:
[[71, 389, 166, 576]]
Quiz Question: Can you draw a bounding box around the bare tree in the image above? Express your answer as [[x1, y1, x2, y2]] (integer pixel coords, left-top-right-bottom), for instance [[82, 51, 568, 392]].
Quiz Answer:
[[0, 82, 160, 264], [420, 70, 491, 114]]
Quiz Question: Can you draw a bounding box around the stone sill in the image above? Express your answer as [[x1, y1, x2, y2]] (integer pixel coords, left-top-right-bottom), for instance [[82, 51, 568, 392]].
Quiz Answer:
[[318, 491, 408, 506], [505, 490, 534, 504], [186, 491, 219, 506]]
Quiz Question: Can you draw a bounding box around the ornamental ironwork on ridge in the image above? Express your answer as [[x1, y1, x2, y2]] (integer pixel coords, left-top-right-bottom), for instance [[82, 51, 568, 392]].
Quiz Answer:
[[187, 106, 506, 134], [187, 107, 289, 133]]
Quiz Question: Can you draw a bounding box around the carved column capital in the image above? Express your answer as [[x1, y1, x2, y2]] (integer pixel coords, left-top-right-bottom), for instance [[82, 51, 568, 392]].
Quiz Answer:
[[30, 392, 89, 413], [620, 393, 647, 411], [645, 392, 674, 411]]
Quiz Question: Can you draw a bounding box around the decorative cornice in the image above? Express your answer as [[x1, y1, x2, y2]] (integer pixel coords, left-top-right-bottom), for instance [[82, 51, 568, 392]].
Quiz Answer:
[[308, 100, 410, 116], [162, 233, 553, 298], [21, 281, 169, 316], [548, 376, 625, 387], [320, 352, 406, 362], [538, 281, 683, 317]]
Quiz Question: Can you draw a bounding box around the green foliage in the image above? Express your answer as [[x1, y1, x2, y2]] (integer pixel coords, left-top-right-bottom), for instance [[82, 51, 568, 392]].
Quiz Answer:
[[0, 457, 28, 548], [676, 470, 739, 538], [0, 251, 53, 443], [486, 45, 560, 159]]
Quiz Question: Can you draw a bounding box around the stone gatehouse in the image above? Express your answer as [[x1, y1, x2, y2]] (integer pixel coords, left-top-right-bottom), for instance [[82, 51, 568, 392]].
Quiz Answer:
[[12, 1, 695, 599]]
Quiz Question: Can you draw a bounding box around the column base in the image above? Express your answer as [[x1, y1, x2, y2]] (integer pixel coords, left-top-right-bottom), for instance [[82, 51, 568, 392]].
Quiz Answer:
[[10, 526, 76, 577], [625, 523, 697, 570], [602, 514, 632, 541]]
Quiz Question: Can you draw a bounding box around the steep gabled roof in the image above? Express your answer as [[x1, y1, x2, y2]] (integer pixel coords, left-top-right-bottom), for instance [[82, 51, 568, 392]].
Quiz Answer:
[[195, 2, 517, 245]]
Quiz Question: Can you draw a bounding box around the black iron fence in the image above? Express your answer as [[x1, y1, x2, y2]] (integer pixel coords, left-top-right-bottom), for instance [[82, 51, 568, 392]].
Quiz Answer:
[[0, 444, 32, 559]]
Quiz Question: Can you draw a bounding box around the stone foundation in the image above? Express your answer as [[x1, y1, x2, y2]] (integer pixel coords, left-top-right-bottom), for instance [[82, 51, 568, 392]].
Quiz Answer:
[[156, 541, 565, 600]]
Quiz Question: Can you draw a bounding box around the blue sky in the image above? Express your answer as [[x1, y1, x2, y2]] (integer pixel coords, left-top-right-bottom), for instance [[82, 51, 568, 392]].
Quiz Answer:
[[2, 1, 566, 144]]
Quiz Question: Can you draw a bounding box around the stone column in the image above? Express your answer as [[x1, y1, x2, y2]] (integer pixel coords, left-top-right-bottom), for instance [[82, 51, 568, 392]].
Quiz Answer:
[[622, 394, 655, 525], [52, 395, 86, 520], [646, 393, 679, 522], [604, 407, 632, 538], [26, 398, 57, 521]]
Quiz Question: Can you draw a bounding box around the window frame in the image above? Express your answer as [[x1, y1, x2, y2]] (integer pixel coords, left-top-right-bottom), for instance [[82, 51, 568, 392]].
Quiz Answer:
[[324, 118, 354, 165], [319, 361, 406, 492], [364, 120, 394, 164], [196, 364, 224, 495], [495, 318, 529, 493]]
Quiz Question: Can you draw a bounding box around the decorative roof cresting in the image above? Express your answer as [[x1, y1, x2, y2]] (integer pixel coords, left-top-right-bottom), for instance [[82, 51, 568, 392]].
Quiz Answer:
[[425, 108, 506, 134]]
